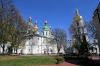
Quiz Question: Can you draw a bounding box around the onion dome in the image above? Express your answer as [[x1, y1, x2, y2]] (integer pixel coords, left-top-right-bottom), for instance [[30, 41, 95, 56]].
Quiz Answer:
[[42, 20, 51, 31], [28, 16, 33, 28], [73, 8, 83, 21], [33, 20, 39, 32], [29, 16, 32, 22]]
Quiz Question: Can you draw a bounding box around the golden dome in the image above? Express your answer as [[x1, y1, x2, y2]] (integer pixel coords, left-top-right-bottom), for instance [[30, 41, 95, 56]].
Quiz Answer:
[[33, 21, 39, 32], [33, 26, 39, 31], [74, 16, 83, 21], [74, 8, 83, 21]]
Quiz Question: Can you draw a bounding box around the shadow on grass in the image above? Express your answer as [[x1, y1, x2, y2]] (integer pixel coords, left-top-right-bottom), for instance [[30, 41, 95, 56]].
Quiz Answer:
[[63, 56, 100, 66]]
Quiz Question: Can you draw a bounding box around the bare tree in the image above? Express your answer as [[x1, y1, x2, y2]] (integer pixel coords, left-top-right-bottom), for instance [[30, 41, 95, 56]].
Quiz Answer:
[[53, 28, 67, 56], [69, 23, 75, 36], [86, 20, 97, 40], [68, 23, 80, 41]]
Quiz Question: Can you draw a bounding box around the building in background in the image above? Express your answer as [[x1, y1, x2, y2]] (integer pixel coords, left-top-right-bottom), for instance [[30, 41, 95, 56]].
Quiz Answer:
[[92, 3, 100, 55]]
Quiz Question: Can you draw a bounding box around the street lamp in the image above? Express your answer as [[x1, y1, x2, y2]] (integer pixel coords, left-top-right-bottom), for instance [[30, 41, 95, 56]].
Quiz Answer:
[[68, 40, 72, 54]]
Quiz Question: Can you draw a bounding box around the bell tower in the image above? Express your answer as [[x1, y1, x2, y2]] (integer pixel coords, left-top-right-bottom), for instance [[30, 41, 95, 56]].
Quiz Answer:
[[73, 8, 89, 42]]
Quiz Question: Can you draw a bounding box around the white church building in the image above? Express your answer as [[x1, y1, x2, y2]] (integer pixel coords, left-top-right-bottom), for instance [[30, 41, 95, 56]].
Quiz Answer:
[[0, 17, 65, 55]]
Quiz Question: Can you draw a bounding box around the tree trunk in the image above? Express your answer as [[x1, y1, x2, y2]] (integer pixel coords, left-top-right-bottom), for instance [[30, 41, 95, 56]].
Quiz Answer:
[[16, 49, 17, 54], [57, 48, 60, 56], [2, 44, 5, 54], [8, 46, 12, 55]]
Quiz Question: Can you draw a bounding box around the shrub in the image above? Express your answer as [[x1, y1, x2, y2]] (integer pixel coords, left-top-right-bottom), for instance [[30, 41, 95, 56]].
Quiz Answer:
[[54, 56, 64, 62], [84, 52, 91, 57]]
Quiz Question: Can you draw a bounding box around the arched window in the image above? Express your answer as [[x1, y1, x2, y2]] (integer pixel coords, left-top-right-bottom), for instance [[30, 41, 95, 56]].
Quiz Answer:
[[43, 32, 44, 35]]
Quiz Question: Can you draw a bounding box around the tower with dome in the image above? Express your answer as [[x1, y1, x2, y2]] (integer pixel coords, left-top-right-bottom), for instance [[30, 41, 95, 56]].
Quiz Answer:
[[72, 8, 89, 42], [72, 8, 89, 53]]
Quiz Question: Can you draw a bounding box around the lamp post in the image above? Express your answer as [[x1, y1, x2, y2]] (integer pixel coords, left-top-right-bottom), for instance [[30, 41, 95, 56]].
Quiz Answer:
[[68, 40, 72, 54]]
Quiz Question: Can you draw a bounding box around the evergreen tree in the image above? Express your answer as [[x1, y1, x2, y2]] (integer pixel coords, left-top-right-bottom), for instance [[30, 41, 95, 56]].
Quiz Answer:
[[80, 35, 89, 57]]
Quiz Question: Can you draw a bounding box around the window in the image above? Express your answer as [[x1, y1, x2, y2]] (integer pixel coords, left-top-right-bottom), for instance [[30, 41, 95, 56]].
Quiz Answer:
[[77, 22, 79, 26], [43, 32, 44, 35], [46, 32, 47, 35]]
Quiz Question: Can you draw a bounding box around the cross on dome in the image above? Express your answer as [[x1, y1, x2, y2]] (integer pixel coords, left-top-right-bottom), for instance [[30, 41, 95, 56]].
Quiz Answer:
[[76, 8, 80, 16]]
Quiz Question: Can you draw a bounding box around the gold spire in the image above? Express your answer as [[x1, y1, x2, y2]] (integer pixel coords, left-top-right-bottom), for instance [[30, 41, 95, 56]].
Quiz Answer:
[[74, 8, 83, 21], [76, 8, 79, 16], [33, 20, 39, 32]]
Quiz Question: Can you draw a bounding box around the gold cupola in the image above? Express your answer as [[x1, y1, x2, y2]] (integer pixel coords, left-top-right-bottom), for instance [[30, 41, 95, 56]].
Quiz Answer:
[[33, 20, 39, 32], [73, 8, 83, 21]]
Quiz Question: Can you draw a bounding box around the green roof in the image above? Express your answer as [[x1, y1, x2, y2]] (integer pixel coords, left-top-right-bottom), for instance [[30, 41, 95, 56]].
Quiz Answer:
[[42, 25, 51, 31], [28, 22, 33, 28]]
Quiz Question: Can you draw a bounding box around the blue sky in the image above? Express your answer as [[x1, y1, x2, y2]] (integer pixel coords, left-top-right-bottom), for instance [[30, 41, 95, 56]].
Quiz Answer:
[[14, 0, 100, 39]]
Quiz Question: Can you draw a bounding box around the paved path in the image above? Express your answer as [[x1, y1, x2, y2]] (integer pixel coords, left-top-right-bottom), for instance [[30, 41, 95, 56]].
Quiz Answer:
[[38, 62, 78, 66], [39, 56, 100, 66]]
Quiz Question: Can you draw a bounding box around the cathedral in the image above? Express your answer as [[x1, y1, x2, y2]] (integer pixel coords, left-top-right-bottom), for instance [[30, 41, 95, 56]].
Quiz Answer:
[[0, 16, 65, 55], [13, 17, 64, 54]]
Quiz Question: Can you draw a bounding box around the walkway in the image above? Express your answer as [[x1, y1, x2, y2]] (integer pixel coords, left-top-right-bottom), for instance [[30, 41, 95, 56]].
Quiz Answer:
[[39, 56, 100, 66], [38, 62, 78, 66]]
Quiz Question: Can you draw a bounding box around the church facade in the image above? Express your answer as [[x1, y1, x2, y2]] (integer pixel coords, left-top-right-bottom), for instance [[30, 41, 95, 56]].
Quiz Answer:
[[15, 17, 65, 54]]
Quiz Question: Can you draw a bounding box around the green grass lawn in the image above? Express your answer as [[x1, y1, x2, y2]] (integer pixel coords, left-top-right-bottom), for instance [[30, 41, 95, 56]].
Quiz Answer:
[[0, 56, 57, 66]]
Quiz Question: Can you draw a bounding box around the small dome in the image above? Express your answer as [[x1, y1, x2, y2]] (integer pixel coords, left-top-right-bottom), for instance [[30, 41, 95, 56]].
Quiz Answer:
[[45, 20, 48, 25], [29, 16, 32, 22], [33, 26, 39, 32], [33, 21, 39, 32], [35, 21, 38, 25], [42, 20, 51, 31], [42, 26, 51, 31]]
